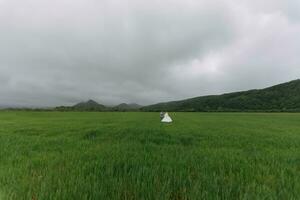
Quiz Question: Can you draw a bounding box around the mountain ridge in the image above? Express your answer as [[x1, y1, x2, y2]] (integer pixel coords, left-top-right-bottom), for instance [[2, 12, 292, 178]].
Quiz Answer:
[[55, 100, 142, 111], [18, 79, 300, 112], [141, 79, 300, 112]]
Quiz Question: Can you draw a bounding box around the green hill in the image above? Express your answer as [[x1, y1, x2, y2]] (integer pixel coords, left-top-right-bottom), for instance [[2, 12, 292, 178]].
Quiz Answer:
[[141, 79, 300, 112]]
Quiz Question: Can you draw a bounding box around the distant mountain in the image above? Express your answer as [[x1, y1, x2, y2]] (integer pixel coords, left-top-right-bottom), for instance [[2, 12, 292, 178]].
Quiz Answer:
[[55, 100, 142, 112], [141, 79, 300, 112], [113, 103, 142, 111], [73, 100, 106, 111], [55, 100, 107, 111]]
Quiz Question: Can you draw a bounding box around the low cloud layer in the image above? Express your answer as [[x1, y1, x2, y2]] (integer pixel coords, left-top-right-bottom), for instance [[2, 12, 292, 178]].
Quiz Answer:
[[1, 0, 300, 107]]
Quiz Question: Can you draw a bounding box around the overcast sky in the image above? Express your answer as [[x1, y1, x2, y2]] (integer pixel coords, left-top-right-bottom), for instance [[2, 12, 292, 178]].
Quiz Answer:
[[1, 0, 300, 107]]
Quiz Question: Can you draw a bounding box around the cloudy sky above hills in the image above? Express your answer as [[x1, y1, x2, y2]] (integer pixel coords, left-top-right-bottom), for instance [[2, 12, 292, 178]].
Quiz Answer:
[[1, 0, 300, 107]]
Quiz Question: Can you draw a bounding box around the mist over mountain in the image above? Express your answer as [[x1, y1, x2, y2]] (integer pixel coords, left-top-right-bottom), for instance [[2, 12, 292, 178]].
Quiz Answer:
[[73, 100, 106, 111], [3, 79, 300, 112]]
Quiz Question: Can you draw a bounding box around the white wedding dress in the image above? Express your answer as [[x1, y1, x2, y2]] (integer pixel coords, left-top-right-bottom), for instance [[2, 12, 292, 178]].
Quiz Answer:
[[161, 112, 172, 123]]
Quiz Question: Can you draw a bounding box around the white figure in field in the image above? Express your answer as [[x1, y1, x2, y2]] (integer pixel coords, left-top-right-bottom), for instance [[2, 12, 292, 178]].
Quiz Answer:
[[161, 112, 172, 123], [160, 111, 165, 120]]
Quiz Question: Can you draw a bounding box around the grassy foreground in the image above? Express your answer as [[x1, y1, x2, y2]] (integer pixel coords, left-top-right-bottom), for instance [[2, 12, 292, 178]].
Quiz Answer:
[[0, 112, 299, 199]]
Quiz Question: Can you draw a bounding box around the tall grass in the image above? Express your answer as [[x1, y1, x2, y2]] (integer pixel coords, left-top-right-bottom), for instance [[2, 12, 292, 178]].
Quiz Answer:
[[0, 112, 299, 199]]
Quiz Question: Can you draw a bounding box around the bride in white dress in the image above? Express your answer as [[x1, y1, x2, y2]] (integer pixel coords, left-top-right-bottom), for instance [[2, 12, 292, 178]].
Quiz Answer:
[[161, 112, 172, 123]]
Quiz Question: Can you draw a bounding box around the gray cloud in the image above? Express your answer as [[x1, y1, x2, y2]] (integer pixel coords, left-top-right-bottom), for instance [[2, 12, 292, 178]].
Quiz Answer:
[[0, 0, 300, 107]]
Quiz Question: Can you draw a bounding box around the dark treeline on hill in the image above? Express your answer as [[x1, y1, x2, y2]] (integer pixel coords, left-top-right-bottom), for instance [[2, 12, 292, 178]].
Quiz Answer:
[[112, 103, 142, 111], [142, 79, 300, 112]]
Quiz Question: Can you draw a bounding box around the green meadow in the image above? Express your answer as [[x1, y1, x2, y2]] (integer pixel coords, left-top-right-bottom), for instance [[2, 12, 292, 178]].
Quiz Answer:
[[0, 111, 299, 199]]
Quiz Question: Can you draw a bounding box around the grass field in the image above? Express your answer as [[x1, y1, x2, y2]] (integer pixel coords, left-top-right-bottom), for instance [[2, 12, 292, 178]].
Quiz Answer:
[[0, 112, 299, 199]]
